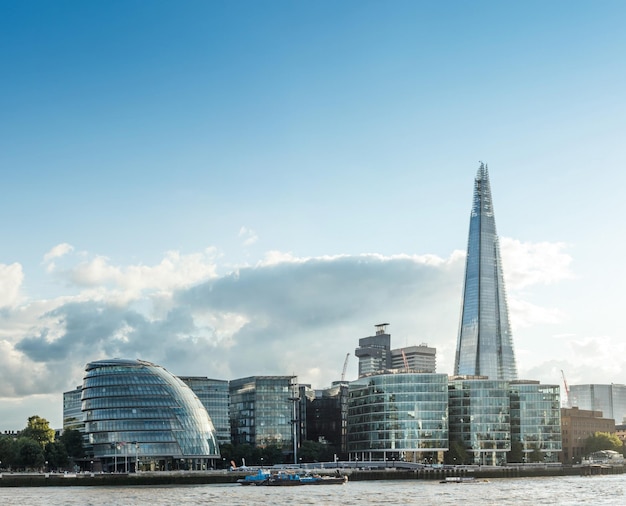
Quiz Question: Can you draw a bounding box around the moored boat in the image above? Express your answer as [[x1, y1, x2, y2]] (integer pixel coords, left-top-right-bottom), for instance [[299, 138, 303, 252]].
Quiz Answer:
[[263, 471, 348, 486], [236, 469, 271, 485]]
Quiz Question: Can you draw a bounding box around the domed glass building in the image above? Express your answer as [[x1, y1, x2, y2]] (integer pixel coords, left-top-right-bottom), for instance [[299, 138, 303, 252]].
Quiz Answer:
[[82, 358, 220, 471]]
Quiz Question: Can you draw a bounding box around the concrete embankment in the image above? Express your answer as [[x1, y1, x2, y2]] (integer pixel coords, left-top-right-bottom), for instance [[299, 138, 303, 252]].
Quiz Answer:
[[0, 465, 622, 487]]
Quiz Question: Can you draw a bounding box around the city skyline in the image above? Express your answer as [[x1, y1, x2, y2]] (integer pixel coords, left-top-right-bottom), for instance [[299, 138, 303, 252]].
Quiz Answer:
[[1, 1, 626, 429]]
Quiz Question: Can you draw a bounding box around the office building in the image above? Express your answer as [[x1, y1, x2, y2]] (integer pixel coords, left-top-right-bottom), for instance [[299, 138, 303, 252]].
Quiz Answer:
[[179, 377, 230, 446], [229, 376, 297, 451], [82, 358, 220, 472], [355, 324, 391, 377], [390, 344, 436, 372], [303, 383, 349, 454], [448, 377, 511, 466], [63, 386, 84, 431], [347, 372, 449, 462], [455, 163, 518, 381], [569, 384, 626, 424], [356, 324, 437, 377], [509, 381, 562, 462], [560, 407, 615, 464]]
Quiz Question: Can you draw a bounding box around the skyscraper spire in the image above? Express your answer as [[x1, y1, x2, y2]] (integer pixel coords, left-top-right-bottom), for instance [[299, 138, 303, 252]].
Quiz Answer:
[[454, 163, 518, 381]]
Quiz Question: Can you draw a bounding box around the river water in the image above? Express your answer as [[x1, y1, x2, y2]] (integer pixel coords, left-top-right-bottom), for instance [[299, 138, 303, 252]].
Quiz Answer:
[[1, 474, 625, 505]]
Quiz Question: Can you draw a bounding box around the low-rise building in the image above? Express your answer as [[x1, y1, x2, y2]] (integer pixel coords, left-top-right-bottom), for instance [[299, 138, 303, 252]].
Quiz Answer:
[[560, 407, 615, 464]]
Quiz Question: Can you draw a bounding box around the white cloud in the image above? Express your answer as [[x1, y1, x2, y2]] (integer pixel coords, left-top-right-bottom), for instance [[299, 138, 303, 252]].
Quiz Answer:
[[54, 249, 219, 298], [0, 262, 24, 308], [508, 297, 565, 329], [239, 226, 258, 246], [500, 238, 574, 290], [43, 243, 74, 263]]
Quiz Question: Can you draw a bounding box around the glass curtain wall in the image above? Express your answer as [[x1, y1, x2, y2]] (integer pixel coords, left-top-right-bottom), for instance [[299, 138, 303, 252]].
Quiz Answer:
[[348, 372, 448, 463], [448, 377, 511, 466], [82, 359, 220, 472]]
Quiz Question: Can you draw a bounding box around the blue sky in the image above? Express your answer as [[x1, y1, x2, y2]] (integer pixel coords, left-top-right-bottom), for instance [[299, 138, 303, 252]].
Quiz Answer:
[[1, 1, 625, 428]]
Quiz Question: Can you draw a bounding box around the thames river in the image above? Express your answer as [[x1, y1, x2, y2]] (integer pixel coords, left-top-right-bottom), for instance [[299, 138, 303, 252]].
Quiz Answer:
[[1, 474, 625, 505]]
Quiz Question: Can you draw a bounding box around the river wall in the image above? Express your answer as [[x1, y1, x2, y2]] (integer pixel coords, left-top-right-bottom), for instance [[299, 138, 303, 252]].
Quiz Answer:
[[0, 465, 622, 487]]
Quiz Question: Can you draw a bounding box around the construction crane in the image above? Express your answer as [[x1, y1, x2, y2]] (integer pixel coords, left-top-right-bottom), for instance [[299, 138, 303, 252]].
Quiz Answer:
[[561, 369, 571, 408], [401, 349, 409, 370], [341, 353, 350, 382]]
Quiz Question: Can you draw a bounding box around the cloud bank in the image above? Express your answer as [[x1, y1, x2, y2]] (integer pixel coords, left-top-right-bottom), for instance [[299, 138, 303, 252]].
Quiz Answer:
[[0, 237, 596, 428]]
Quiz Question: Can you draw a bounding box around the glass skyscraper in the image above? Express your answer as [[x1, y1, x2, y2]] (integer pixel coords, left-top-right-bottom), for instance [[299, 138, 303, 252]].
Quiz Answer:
[[455, 163, 518, 381]]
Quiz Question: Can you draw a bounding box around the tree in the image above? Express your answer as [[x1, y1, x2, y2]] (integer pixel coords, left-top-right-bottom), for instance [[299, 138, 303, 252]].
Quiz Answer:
[[260, 444, 284, 465], [583, 432, 623, 455], [59, 429, 85, 460], [508, 441, 523, 463], [298, 440, 335, 463], [444, 440, 470, 465], [528, 445, 544, 463], [45, 441, 69, 471], [0, 435, 17, 470], [21, 415, 55, 448], [15, 437, 45, 470]]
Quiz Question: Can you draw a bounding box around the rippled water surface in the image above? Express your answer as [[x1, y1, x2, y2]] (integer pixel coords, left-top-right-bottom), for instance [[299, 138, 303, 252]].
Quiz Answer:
[[1, 475, 625, 505]]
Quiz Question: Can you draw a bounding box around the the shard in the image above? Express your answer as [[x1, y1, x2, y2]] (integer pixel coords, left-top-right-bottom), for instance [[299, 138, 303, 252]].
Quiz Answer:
[[454, 163, 518, 381]]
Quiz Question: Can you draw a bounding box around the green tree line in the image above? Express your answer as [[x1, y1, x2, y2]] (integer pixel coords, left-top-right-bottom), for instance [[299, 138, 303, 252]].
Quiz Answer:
[[0, 415, 84, 471]]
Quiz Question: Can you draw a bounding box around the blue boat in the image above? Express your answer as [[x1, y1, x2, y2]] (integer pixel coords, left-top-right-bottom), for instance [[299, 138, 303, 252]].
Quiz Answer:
[[236, 469, 271, 485]]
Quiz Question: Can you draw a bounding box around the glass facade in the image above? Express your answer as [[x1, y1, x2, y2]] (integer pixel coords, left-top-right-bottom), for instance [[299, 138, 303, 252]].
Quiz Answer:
[[355, 328, 391, 378], [63, 386, 84, 431], [229, 376, 297, 449], [455, 163, 518, 381], [509, 381, 562, 462], [347, 372, 449, 461], [179, 377, 231, 446], [82, 359, 219, 471], [448, 378, 511, 466], [570, 384, 626, 424], [304, 383, 349, 453]]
